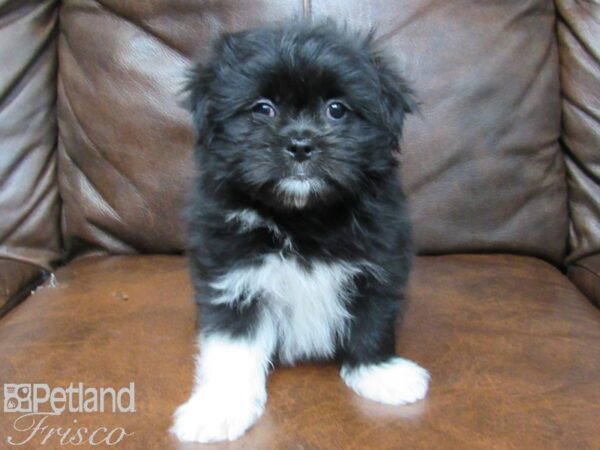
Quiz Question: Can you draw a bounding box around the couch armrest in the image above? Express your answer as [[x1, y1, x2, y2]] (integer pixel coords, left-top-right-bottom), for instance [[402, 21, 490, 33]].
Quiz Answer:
[[0, 259, 47, 318], [568, 254, 600, 308]]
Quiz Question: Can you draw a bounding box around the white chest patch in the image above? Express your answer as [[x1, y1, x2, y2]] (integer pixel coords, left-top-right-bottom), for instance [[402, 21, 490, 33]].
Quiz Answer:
[[210, 254, 363, 364]]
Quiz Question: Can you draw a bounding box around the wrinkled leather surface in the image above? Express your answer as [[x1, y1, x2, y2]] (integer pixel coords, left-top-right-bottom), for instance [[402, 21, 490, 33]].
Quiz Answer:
[[57, 0, 567, 263], [0, 259, 45, 315], [556, 0, 600, 263], [568, 253, 600, 308], [0, 1, 61, 269], [312, 0, 567, 263], [1, 255, 598, 449], [57, 0, 302, 256]]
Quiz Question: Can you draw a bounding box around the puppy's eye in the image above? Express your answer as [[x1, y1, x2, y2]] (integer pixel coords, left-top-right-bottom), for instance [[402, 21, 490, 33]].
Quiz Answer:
[[252, 101, 276, 117], [326, 101, 348, 120]]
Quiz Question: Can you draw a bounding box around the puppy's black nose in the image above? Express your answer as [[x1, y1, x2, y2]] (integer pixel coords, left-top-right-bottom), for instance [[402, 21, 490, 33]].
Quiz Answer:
[[286, 138, 313, 162]]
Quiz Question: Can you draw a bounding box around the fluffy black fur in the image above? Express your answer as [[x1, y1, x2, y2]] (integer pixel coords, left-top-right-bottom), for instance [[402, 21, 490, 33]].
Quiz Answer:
[[186, 21, 415, 368]]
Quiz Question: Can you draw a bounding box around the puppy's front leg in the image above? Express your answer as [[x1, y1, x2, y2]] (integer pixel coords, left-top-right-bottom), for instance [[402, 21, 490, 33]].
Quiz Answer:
[[340, 288, 429, 405], [171, 304, 274, 443]]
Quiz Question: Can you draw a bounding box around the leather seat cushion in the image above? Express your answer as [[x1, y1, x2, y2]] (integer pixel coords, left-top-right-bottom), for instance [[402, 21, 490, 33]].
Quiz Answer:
[[0, 259, 45, 316], [0, 254, 598, 449]]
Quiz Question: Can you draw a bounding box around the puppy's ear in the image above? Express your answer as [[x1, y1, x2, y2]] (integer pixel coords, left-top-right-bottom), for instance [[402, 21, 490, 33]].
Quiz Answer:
[[185, 62, 212, 145], [372, 54, 418, 144]]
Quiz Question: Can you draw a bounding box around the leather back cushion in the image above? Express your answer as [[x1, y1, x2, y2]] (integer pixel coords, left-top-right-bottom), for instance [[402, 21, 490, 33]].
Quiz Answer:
[[57, 0, 568, 262], [0, 0, 61, 268], [556, 0, 600, 263]]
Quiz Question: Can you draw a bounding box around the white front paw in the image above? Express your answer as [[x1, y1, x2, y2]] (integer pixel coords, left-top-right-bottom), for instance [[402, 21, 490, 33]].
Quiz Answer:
[[341, 357, 430, 405], [170, 386, 266, 443]]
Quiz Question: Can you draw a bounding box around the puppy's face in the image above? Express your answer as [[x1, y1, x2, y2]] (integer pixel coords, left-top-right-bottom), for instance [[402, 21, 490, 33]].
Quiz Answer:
[[188, 24, 414, 210]]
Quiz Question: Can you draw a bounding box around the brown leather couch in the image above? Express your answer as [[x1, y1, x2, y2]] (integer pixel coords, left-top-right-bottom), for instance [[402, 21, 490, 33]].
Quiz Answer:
[[1, 1, 599, 449]]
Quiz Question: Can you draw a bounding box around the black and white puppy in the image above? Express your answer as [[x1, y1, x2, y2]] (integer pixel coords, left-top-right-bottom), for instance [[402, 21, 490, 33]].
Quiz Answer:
[[172, 21, 429, 443]]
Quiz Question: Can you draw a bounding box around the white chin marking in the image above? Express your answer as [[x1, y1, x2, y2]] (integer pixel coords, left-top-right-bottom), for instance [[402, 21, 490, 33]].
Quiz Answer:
[[171, 334, 272, 443], [276, 177, 324, 208], [341, 357, 430, 405]]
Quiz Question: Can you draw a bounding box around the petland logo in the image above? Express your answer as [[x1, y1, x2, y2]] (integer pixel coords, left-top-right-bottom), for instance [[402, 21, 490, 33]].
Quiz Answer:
[[3, 383, 135, 446]]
